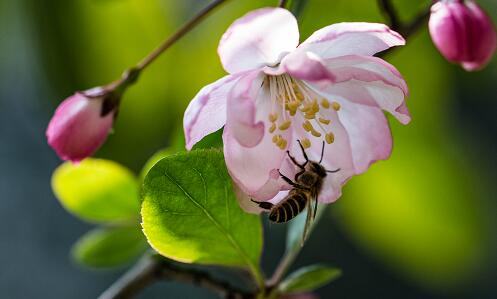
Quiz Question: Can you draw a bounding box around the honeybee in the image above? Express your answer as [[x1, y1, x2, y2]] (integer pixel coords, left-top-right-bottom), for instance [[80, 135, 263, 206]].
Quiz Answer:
[[252, 140, 339, 241]]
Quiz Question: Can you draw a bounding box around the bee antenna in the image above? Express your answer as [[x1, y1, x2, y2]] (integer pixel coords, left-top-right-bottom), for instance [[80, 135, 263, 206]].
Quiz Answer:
[[326, 168, 341, 173], [319, 141, 325, 163]]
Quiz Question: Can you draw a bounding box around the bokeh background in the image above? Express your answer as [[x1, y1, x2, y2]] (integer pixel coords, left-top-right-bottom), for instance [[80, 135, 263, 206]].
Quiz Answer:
[[1, 0, 497, 298]]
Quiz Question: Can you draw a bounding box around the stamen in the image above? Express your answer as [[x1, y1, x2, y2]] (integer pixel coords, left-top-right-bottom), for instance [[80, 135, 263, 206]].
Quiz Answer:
[[321, 99, 330, 109], [332, 102, 341, 111], [269, 123, 276, 133], [325, 132, 335, 144], [311, 130, 322, 138], [279, 120, 292, 131], [302, 121, 313, 132], [269, 113, 278, 122], [319, 118, 331, 125], [301, 138, 311, 149]]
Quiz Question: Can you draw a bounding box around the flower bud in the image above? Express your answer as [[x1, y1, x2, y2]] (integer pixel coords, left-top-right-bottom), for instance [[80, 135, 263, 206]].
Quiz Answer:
[[429, 0, 497, 71], [46, 89, 117, 162]]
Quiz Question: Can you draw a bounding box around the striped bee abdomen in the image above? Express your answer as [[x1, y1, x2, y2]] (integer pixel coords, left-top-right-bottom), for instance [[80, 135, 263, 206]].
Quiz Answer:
[[269, 193, 308, 223]]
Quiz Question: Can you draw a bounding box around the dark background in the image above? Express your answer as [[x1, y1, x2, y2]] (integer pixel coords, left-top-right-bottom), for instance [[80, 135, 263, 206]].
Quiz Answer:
[[1, 0, 496, 298]]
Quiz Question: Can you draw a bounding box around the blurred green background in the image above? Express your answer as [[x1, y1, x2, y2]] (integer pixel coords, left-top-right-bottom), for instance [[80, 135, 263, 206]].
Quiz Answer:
[[1, 0, 496, 298]]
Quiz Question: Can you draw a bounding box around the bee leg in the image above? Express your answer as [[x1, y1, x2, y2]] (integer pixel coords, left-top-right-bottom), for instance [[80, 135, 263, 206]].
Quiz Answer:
[[250, 199, 273, 211], [297, 140, 309, 166], [286, 150, 304, 170], [313, 196, 318, 219], [279, 170, 307, 189]]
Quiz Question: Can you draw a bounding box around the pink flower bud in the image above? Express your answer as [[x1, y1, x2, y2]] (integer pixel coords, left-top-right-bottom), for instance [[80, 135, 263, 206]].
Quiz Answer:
[[46, 90, 117, 162], [429, 0, 497, 71]]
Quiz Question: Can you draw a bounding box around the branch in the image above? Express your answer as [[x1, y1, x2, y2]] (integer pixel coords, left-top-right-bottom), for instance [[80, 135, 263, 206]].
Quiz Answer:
[[378, 0, 401, 31], [377, 1, 432, 57], [99, 255, 253, 299]]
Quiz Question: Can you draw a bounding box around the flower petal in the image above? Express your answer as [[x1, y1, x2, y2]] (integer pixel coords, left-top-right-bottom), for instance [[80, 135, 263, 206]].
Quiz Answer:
[[223, 124, 292, 201], [184, 73, 245, 150], [299, 22, 405, 59], [264, 50, 336, 83], [325, 55, 408, 96], [336, 100, 393, 174], [309, 72, 411, 124], [218, 7, 299, 74], [226, 70, 266, 147]]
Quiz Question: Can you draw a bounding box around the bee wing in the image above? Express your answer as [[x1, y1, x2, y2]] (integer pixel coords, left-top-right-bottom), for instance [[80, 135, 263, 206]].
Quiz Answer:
[[301, 197, 313, 246]]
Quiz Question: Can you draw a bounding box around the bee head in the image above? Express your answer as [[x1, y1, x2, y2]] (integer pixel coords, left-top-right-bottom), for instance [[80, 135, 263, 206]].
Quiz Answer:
[[309, 161, 327, 177]]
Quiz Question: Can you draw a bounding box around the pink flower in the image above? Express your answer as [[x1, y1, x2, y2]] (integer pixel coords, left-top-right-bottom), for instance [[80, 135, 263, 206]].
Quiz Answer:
[[184, 8, 409, 205], [46, 89, 117, 162], [429, 0, 497, 71]]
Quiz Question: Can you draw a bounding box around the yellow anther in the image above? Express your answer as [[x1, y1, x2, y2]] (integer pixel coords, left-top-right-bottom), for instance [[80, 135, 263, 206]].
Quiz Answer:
[[302, 121, 313, 132], [269, 123, 276, 133], [321, 99, 330, 109], [295, 92, 304, 102], [318, 118, 331, 125], [304, 112, 316, 120], [300, 104, 311, 113], [269, 113, 278, 122], [272, 135, 280, 143], [311, 130, 322, 138], [278, 120, 292, 131], [301, 138, 311, 149], [278, 139, 288, 150], [311, 100, 320, 113], [289, 110, 297, 116], [332, 102, 341, 111], [325, 132, 335, 144], [288, 101, 300, 111]]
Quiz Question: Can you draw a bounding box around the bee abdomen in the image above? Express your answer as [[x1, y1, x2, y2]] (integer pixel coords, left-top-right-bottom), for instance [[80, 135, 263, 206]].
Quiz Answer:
[[269, 194, 307, 223]]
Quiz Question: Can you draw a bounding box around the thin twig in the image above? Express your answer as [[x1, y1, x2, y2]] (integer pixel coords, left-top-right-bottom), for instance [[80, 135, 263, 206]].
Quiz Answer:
[[99, 255, 253, 299], [378, 0, 401, 31]]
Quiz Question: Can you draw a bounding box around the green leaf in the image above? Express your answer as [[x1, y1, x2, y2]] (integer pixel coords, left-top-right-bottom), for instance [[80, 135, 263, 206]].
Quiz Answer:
[[52, 159, 140, 223], [191, 129, 223, 151], [72, 226, 148, 268], [279, 264, 341, 293], [141, 149, 262, 271], [140, 148, 174, 182]]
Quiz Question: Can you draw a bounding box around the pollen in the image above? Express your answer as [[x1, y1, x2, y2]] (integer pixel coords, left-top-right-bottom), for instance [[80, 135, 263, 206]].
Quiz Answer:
[[332, 102, 341, 111], [302, 120, 313, 132], [278, 120, 292, 131], [311, 130, 322, 138], [325, 132, 335, 144], [269, 123, 276, 133], [301, 138, 311, 149], [321, 99, 330, 109], [318, 118, 331, 125], [269, 113, 278, 122]]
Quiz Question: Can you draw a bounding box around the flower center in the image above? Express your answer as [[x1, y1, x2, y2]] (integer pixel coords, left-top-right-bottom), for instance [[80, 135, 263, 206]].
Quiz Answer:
[[264, 75, 340, 150]]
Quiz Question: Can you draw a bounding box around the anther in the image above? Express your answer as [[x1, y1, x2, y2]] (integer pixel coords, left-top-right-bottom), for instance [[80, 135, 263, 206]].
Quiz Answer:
[[301, 138, 311, 149], [325, 132, 335, 144], [269, 123, 276, 133], [311, 130, 322, 138], [302, 121, 313, 132], [321, 99, 330, 109], [318, 118, 331, 125], [272, 135, 280, 143], [269, 113, 278, 122], [332, 102, 341, 111], [279, 120, 292, 131]]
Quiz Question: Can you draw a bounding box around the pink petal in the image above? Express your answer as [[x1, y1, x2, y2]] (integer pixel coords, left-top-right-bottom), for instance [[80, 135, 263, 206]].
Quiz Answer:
[[264, 50, 336, 83], [184, 73, 245, 150], [46, 94, 114, 162], [223, 124, 292, 201], [218, 7, 299, 74], [308, 65, 410, 125], [324, 55, 408, 96], [335, 100, 393, 174], [299, 22, 405, 59], [225, 70, 266, 148]]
